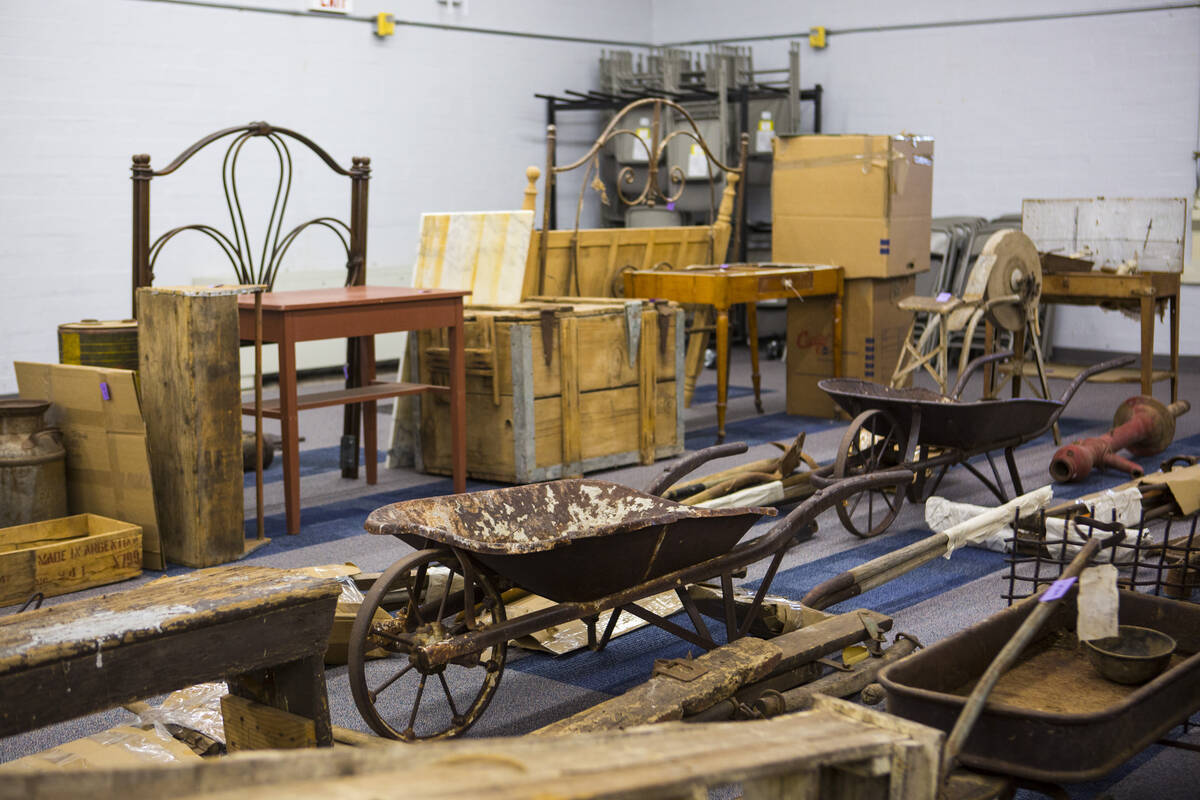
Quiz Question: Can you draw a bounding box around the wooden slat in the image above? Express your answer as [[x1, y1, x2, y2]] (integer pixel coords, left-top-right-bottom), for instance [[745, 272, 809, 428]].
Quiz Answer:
[[222, 695, 316, 752], [535, 637, 782, 735], [559, 315, 581, 476], [242, 382, 443, 417]]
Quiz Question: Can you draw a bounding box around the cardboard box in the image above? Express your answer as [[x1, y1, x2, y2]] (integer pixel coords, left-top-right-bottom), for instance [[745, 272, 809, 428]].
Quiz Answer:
[[786, 276, 915, 418], [15, 362, 164, 570], [0, 513, 142, 607], [0, 725, 200, 771], [772, 134, 933, 279]]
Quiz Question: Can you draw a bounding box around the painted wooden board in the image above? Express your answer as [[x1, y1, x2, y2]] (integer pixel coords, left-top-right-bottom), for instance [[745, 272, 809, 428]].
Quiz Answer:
[[412, 211, 533, 305], [1022, 197, 1189, 272]]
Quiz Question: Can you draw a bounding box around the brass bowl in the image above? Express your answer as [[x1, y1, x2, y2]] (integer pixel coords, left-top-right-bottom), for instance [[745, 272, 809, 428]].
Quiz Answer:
[[1084, 625, 1176, 685]]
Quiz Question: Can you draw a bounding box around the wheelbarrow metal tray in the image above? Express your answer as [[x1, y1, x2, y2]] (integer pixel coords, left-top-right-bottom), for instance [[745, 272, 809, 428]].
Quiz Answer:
[[818, 378, 1062, 451], [879, 588, 1200, 784], [365, 480, 774, 603]]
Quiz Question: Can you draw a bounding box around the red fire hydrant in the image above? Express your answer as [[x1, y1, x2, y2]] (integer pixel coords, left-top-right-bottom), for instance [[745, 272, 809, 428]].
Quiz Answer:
[[1049, 395, 1190, 483]]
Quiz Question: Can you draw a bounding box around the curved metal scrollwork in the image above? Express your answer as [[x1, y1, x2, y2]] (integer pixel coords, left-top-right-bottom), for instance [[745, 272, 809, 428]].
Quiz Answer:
[[538, 97, 747, 296], [131, 122, 370, 309]]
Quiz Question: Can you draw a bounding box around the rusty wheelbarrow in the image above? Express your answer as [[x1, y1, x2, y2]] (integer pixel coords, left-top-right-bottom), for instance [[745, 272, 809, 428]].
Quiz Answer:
[[812, 352, 1135, 538], [348, 446, 910, 741]]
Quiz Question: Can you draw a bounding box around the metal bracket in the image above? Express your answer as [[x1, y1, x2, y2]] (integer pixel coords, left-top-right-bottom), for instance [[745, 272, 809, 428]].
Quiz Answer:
[[859, 611, 885, 657], [652, 657, 708, 682], [624, 302, 642, 367]]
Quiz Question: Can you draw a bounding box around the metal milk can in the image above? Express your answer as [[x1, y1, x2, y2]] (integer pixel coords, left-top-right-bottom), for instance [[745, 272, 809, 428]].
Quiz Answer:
[[0, 399, 68, 527]]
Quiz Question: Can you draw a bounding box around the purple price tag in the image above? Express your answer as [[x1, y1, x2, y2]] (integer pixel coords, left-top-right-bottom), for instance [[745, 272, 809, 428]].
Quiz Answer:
[[936, 291, 953, 303], [665, 202, 676, 211], [343, 365, 350, 380], [99, 381, 111, 401], [1040, 576, 1076, 602]]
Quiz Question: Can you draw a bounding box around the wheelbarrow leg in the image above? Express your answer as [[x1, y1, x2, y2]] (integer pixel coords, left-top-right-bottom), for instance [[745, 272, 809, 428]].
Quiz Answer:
[[1005, 446, 1024, 497]]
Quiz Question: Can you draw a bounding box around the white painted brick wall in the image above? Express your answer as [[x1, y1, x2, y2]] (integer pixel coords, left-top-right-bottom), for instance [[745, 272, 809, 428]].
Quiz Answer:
[[0, 0, 642, 394]]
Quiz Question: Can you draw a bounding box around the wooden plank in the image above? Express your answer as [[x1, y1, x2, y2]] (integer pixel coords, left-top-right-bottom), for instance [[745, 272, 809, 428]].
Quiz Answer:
[[535, 637, 782, 734], [999, 361, 1172, 385], [1, 710, 924, 800], [14, 362, 165, 571], [0, 566, 339, 739], [221, 695, 316, 752], [137, 288, 242, 568], [558, 315, 582, 475], [638, 307, 658, 464], [420, 381, 679, 483]]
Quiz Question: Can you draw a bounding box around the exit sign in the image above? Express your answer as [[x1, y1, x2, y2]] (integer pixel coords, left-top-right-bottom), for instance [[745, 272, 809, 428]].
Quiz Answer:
[[310, 0, 352, 12]]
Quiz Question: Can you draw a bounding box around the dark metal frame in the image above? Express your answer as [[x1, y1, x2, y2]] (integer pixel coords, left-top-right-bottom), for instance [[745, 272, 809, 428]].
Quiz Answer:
[[131, 121, 372, 475], [130, 121, 370, 310], [534, 85, 823, 261]]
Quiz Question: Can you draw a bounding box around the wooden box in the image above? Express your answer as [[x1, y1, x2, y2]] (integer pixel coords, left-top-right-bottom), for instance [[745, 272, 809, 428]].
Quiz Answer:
[[0, 514, 142, 607], [416, 298, 684, 483]]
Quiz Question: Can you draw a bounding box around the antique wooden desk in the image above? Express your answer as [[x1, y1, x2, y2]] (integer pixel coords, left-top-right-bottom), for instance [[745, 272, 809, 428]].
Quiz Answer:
[[238, 287, 467, 535], [998, 271, 1180, 402], [624, 264, 844, 441]]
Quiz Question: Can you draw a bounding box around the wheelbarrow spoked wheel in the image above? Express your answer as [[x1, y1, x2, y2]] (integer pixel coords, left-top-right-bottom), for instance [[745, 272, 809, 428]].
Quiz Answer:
[[834, 409, 905, 538], [348, 548, 507, 742]]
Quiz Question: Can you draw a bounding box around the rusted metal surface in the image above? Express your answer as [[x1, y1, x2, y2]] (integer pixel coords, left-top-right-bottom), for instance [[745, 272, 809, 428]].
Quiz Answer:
[[880, 588, 1200, 784], [350, 469, 911, 739], [0, 399, 67, 528], [365, 479, 774, 556], [1050, 395, 1190, 482]]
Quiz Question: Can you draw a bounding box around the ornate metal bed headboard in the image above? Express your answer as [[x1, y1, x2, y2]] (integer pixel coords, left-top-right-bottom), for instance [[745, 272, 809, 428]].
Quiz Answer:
[[130, 121, 370, 314], [535, 97, 747, 296]]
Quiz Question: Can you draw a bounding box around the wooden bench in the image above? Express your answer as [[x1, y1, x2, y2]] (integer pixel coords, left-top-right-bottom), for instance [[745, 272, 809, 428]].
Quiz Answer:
[[0, 565, 341, 746]]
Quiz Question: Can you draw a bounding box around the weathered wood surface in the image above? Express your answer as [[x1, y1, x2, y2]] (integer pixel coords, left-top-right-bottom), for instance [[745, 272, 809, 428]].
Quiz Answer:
[[0, 705, 944, 800], [222, 695, 317, 752], [0, 514, 141, 607], [535, 637, 781, 735], [0, 565, 339, 739], [137, 287, 243, 567]]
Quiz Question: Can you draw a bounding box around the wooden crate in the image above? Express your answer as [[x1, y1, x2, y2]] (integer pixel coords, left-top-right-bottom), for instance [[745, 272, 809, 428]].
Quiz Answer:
[[137, 287, 243, 567], [0, 514, 142, 606], [416, 298, 684, 483]]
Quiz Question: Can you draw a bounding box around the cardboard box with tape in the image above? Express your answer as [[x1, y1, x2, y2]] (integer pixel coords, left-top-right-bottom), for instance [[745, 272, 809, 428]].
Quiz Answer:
[[772, 134, 933, 280], [786, 276, 914, 418]]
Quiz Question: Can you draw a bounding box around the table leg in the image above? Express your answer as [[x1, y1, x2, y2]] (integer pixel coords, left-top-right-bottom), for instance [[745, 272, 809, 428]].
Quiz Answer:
[[746, 301, 763, 414], [278, 329, 301, 535], [228, 653, 332, 748], [716, 307, 729, 443], [449, 303, 467, 493], [1170, 291, 1179, 402], [362, 334, 377, 485], [1140, 294, 1154, 397]]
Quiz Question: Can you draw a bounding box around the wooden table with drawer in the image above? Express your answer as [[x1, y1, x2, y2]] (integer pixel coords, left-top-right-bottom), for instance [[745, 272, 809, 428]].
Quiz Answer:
[[624, 264, 845, 441]]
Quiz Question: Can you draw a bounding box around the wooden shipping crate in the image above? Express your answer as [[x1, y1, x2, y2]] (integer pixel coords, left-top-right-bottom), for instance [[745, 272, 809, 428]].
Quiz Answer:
[[416, 298, 684, 483], [0, 514, 142, 607]]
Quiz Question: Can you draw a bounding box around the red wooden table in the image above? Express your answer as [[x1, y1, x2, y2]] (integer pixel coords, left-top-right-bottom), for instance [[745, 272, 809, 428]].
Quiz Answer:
[[238, 286, 468, 535]]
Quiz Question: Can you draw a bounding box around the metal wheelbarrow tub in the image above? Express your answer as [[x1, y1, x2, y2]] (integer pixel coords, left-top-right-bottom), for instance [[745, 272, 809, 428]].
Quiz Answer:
[[819, 379, 1063, 451], [879, 588, 1200, 783], [364, 479, 774, 603]]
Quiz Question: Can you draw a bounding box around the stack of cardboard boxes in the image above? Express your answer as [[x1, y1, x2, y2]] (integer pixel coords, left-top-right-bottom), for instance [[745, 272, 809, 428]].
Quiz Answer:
[[772, 134, 934, 417]]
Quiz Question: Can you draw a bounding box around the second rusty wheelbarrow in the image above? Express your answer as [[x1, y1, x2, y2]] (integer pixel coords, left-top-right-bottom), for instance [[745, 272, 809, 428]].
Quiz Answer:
[[813, 352, 1135, 538]]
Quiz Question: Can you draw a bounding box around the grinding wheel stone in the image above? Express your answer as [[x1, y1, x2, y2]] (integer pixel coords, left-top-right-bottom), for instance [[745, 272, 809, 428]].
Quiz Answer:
[[980, 229, 1042, 332]]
